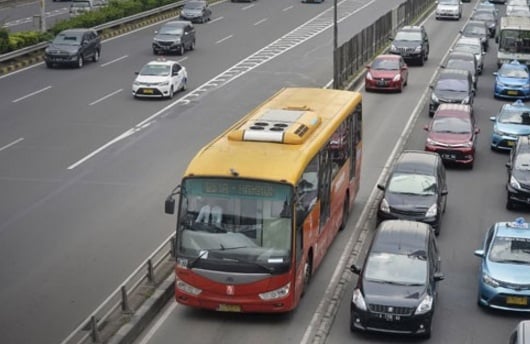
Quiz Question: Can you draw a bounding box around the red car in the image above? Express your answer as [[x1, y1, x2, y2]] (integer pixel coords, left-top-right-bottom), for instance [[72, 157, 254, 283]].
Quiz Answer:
[[424, 103, 479, 168], [364, 54, 408, 92]]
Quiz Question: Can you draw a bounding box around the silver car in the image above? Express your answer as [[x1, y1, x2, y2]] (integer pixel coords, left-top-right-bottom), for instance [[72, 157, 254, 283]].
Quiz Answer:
[[452, 37, 485, 75], [435, 0, 463, 20]]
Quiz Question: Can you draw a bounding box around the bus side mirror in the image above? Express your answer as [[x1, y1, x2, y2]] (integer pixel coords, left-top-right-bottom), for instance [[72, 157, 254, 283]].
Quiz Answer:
[[165, 197, 175, 214]]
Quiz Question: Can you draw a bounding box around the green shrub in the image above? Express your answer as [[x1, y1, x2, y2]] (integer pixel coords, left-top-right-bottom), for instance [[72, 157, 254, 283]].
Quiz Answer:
[[0, 28, 9, 54]]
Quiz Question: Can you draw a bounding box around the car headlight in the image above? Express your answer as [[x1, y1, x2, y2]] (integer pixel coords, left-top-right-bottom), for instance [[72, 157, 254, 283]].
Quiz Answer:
[[510, 175, 521, 189], [366, 72, 373, 81], [431, 93, 439, 103], [523, 84, 530, 90], [390, 44, 397, 52], [425, 203, 438, 217], [493, 126, 508, 136], [415, 295, 433, 315], [159, 81, 170, 86], [133, 81, 141, 86], [462, 96, 470, 104], [464, 140, 474, 148], [352, 288, 367, 311], [482, 273, 500, 288], [392, 74, 401, 81], [414, 45, 422, 52], [496, 81, 506, 88], [259, 283, 290, 300], [379, 198, 390, 213], [175, 277, 202, 296]]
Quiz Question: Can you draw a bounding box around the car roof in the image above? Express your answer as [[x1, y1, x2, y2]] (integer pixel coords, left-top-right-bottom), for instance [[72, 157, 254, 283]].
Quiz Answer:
[[502, 99, 530, 112], [394, 150, 440, 175], [60, 28, 92, 34], [457, 36, 482, 44], [448, 51, 476, 60], [494, 218, 530, 239], [466, 20, 488, 27], [372, 220, 431, 255], [435, 103, 472, 117], [439, 68, 471, 78], [375, 54, 401, 60], [164, 20, 193, 27], [399, 25, 423, 32], [145, 59, 178, 67], [500, 60, 529, 70]]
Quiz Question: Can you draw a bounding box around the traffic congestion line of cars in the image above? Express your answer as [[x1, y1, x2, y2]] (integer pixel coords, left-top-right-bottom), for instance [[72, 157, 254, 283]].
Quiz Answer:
[[353, 0, 530, 338]]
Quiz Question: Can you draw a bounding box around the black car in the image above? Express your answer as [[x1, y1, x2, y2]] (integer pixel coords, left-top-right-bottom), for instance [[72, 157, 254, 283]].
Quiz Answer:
[[445, 59, 478, 89], [180, 0, 212, 23], [153, 20, 196, 56], [377, 150, 448, 234], [470, 9, 497, 37], [388, 25, 429, 66], [506, 135, 530, 209], [350, 220, 444, 338], [429, 68, 474, 116], [44, 28, 101, 68], [461, 20, 489, 52]]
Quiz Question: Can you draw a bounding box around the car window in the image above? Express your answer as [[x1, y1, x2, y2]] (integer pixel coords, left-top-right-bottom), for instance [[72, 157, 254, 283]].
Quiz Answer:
[[364, 252, 427, 285], [387, 172, 437, 195]]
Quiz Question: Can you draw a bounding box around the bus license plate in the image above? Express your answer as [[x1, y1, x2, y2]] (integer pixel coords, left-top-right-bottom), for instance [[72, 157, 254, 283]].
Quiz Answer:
[[506, 296, 527, 305], [143, 89, 154, 94], [218, 304, 241, 312]]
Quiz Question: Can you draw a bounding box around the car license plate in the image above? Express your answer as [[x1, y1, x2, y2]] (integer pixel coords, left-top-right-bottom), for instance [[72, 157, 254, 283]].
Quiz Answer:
[[143, 89, 154, 94], [507, 90, 518, 95], [507, 141, 515, 147], [506, 296, 528, 305], [377, 80, 387, 86], [217, 304, 241, 312], [441, 153, 456, 160], [379, 313, 400, 321]]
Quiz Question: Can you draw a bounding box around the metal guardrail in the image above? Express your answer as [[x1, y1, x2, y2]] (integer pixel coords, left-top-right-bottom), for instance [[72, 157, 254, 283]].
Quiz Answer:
[[60, 233, 175, 344], [0, 0, 186, 64]]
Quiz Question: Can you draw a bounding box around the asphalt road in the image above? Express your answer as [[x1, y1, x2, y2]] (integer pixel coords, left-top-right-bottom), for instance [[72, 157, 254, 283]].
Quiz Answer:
[[0, 0, 406, 343], [1, 0, 70, 32], [135, 1, 530, 344]]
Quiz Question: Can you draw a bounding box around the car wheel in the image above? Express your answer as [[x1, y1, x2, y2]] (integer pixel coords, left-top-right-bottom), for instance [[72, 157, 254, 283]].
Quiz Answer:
[[168, 86, 174, 99], [180, 78, 187, 91], [77, 56, 84, 68], [398, 82, 403, 93], [404, 75, 408, 86], [92, 49, 100, 62], [419, 54, 425, 66], [189, 40, 195, 51], [178, 46, 184, 56], [507, 195, 515, 210]]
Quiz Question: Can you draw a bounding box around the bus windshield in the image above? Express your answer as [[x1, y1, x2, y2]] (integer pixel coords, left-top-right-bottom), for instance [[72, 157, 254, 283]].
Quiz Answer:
[[176, 178, 293, 272], [499, 29, 530, 53]]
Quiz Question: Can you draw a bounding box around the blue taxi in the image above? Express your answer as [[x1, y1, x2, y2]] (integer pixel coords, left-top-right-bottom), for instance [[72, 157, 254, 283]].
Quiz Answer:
[[490, 100, 530, 151], [474, 218, 530, 312], [494, 60, 530, 100]]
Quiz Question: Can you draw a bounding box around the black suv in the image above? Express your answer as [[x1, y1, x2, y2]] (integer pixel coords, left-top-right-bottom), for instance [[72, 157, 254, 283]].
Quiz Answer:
[[429, 68, 474, 116], [350, 220, 444, 338], [377, 150, 448, 235], [506, 135, 530, 210], [153, 20, 196, 55], [389, 25, 429, 66], [44, 28, 101, 68], [179, 1, 212, 23]]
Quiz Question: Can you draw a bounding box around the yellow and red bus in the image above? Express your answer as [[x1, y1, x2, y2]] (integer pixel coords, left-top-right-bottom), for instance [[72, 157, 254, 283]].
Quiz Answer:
[[165, 87, 362, 312]]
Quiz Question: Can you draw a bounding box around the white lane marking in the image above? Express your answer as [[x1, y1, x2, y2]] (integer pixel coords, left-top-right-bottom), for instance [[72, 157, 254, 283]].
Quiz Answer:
[[253, 18, 267, 26], [0, 138, 24, 152], [216, 35, 233, 44], [68, 0, 373, 170], [12, 86, 52, 103], [208, 16, 223, 24], [242, 4, 255, 10], [101, 55, 128, 67], [283, 6, 294, 11], [89, 89, 123, 106], [137, 302, 177, 344]]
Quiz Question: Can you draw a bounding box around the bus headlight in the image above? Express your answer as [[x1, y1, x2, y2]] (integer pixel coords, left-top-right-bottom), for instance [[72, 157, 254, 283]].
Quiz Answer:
[[259, 283, 290, 300], [175, 277, 202, 296]]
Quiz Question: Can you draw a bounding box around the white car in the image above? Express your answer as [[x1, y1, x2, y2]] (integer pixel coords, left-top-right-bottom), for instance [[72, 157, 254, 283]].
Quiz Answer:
[[132, 59, 187, 99], [435, 0, 462, 20]]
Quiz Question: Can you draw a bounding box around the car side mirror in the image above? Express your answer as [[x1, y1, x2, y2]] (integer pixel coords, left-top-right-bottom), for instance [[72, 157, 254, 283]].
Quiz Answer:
[[350, 264, 361, 275], [474, 249, 485, 258], [506, 162, 512, 169], [490, 116, 496, 121], [154, 30, 159, 34], [441, 190, 448, 196], [434, 272, 445, 282], [475, 127, 480, 134], [134, 71, 139, 75], [423, 124, 429, 131], [377, 184, 385, 191]]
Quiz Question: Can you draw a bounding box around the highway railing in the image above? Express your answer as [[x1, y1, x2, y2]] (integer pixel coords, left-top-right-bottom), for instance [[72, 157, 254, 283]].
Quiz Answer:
[[0, 0, 186, 65]]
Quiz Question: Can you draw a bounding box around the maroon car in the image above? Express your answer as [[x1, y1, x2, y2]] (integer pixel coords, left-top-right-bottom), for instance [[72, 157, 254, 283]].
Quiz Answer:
[[424, 103, 479, 168], [364, 54, 408, 92]]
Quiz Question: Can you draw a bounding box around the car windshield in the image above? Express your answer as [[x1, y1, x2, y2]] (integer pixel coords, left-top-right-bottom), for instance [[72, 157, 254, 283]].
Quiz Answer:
[[454, 43, 480, 54], [499, 67, 529, 79], [472, 12, 494, 21], [447, 60, 474, 73], [499, 109, 530, 124], [439, 0, 459, 4], [364, 252, 427, 285], [394, 31, 421, 41], [436, 78, 469, 92], [53, 33, 82, 45], [372, 58, 399, 70], [159, 26, 184, 35], [387, 172, 437, 196], [464, 25, 487, 35], [488, 236, 530, 264], [432, 116, 472, 134], [184, 2, 203, 9], [140, 64, 171, 76]]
